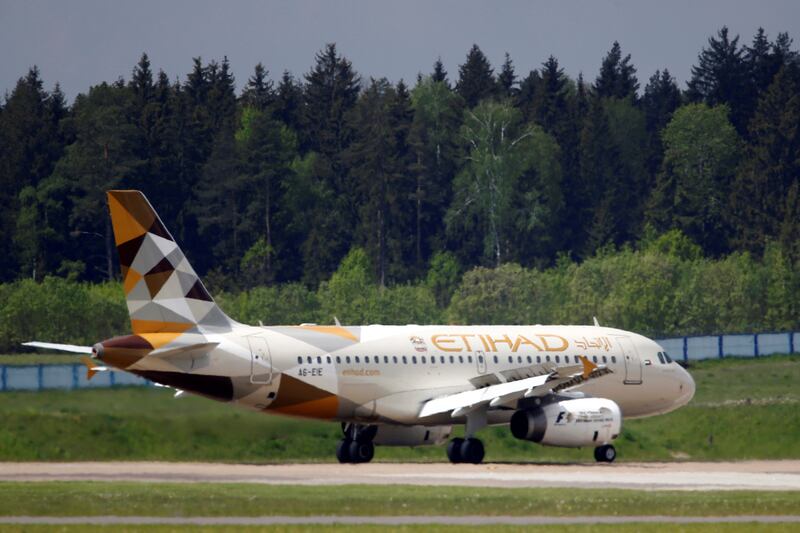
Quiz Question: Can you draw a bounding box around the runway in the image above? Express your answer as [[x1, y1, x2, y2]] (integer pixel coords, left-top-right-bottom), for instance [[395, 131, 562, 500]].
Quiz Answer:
[[2, 460, 800, 491]]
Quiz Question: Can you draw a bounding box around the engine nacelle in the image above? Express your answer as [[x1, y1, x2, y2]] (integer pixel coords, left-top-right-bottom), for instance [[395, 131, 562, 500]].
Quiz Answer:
[[372, 425, 452, 447], [510, 398, 621, 448]]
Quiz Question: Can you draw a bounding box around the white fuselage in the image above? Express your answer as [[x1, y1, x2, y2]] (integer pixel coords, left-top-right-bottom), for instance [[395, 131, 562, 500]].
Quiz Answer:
[[128, 323, 695, 426]]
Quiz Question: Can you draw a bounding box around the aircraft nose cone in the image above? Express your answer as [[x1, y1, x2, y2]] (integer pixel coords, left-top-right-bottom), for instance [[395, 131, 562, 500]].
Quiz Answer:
[[678, 366, 695, 405]]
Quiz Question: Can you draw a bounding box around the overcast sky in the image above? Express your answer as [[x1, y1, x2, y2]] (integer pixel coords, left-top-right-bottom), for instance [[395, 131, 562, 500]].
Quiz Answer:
[[2, 0, 799, 101]]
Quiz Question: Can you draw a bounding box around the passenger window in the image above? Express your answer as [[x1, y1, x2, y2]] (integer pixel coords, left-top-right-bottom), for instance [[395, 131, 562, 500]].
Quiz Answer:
[[317, 356, 322, 364], [307, 356, 312, 364], [399, 356, 405, 364], [493, 355, 499, 363], [297, 356, 302, 364], [518, 356, 523, 363], [537, 356, 541, 363], [336, 356, 342, 364], [365, 356, 370, 363], [527, 356, 532, 364], [393, 356, 398, 364], [346, 356, 351, 364], [508, 356, 513, 363], [449, 355, 455, 364], [458, 355, 464, 364], [412, 356, 417, 364], [611, 356, 617, 364], [440, 356, 445, 364], [383, 356, 389, 363], [546, 355, 550, 362], [555, 356, 560, 363], [421, 356, 427, 364], [355, 356, 360, 364], [602, 355, 607, 363], [479, 355, 484, 363], [593, 356, 598, 363], [468, 356, 473, 363], [326, 356, 331, 364]]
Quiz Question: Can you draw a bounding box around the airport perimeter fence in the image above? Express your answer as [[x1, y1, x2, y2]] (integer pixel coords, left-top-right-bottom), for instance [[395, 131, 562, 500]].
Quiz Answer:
[[0, 331, 798, 392]]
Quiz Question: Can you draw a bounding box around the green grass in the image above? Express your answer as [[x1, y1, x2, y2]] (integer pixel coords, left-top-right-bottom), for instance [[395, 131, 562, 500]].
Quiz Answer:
[[0, 355, 798, 462], [0, 482, 798, 517], [0, 352, 81, 365], [1, 526, 799, 533]]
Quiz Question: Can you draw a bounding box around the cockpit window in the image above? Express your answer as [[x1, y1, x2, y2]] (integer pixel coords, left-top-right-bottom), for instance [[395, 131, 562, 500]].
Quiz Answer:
[[657, 352, 665, 364], [664, 352, 673, 363]]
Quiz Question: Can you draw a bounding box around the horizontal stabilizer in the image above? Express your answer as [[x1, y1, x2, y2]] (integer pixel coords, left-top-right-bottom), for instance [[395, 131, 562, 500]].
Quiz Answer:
[[80, 356, 109, 380], [22, 341, 92, 354]]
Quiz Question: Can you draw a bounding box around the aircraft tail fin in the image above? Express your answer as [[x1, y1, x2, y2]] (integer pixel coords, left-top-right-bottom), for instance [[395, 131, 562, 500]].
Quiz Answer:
[[106, 190, 235, 335]]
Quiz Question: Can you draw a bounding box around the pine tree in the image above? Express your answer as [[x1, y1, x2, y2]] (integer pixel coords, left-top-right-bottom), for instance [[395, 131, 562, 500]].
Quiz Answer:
[[0, 67, 67, 279], [298, 43, 361, 284], [455, 44, 495, 108], [687, 27, 750, 133], [642, 69, 681, 175], [346, 78, 414, 285], [497, 52, 517, 98], [730, 66, 800, 254], [594, 41, 639, 100], [408, 77, 463, 273], [240, 63, 274, 111], [130, 53, 154, 108], [431, 57, 449, 86], [274, 70, 303, 131]]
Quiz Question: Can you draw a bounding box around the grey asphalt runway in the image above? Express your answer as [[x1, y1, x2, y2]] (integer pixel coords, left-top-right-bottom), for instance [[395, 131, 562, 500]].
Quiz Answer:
[[0, 515, 799, 526], [1, 460, 800, 491]]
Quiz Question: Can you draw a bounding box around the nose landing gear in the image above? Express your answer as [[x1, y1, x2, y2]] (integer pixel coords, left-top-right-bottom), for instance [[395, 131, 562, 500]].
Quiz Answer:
[[594, 444, 616, 463]]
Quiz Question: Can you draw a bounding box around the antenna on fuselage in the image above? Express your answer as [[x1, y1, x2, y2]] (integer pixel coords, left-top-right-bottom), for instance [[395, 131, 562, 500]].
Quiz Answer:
[[593, 316, 601, 327], [334, 316, 342, 327]]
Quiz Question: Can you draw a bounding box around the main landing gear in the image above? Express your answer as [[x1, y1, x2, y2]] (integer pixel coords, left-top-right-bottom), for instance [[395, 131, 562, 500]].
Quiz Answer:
[[594, 444, 616, 463], [446, 437, 485, 464], [336, 423, 376, 464]]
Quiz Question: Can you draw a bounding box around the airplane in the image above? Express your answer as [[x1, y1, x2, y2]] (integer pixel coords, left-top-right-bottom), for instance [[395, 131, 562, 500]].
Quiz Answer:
[[25, 190, 696, 464]]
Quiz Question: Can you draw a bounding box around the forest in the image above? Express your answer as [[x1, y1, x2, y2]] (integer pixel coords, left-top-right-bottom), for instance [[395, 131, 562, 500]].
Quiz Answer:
[[0, 26, 799, 343]]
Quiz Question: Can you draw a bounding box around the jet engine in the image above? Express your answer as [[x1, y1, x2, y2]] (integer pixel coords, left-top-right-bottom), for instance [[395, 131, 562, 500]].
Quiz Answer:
[[510, 398, 621, 447], [372, 424, 452, 447]]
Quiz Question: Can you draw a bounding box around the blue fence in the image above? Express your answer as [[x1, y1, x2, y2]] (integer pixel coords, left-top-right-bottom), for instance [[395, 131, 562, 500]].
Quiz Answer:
[[656, 331, 798, 362], [0, 364, 151, 392]]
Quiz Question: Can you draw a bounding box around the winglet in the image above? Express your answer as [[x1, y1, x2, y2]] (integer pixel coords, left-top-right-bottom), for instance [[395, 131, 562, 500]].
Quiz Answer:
[[593, 316, 600, 327], [578, 355, 598, 379], [80, 356, 99, 380]]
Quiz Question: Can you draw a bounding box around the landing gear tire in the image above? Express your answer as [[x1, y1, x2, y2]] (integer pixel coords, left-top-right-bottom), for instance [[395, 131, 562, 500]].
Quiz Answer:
[[594, 444, 616, 463], [336, 439, 352, 463], [460, 438, 485, 464], [348, 440, 375, 463], [446, 437, 464, 463]]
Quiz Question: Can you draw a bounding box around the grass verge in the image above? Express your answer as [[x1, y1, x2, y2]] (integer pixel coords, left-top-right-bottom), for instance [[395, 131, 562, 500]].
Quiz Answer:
[[0, 525, 799, 533], [0, 482, 799, 517], [1, 355, 799, 462]]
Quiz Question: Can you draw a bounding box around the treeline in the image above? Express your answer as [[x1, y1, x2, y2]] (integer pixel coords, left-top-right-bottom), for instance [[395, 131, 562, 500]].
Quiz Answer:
[[1, 27, 798, 289], [2, 233, 798, 352]]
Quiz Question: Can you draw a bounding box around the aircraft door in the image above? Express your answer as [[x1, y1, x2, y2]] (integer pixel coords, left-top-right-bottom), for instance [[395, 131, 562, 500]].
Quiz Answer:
[[617, 337, 642, 384], [248, 336, 272, 384], [475, 350, 487, 374]]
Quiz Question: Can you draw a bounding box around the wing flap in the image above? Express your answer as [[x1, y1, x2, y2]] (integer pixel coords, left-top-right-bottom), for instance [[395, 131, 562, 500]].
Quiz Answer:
[[418, 356, 612, 419]]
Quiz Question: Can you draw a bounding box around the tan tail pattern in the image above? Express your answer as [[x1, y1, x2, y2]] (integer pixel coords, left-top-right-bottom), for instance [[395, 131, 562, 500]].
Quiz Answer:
[[107, 190, 234, 335]]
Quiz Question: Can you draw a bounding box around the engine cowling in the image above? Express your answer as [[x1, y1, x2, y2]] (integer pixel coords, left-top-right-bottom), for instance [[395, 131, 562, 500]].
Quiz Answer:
[[372, 425, 452, 447], [510, 398, 621, 448]]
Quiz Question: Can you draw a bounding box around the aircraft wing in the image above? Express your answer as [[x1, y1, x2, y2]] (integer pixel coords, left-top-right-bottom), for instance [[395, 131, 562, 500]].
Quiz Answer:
[[22, 341, 92, 354], [418, 356, 612, 418]]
